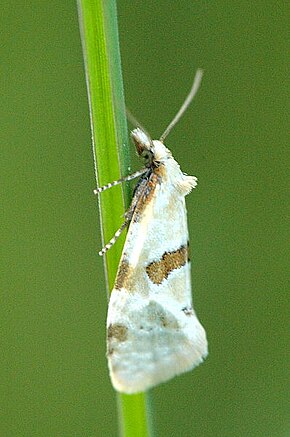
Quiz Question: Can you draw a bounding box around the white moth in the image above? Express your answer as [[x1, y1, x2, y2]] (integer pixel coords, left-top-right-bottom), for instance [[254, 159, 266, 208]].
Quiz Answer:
[[95, 70, 208, 394]]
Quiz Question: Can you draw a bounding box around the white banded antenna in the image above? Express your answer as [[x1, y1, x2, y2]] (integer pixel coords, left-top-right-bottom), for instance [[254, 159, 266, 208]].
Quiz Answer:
[[159, 69, 204, 142]]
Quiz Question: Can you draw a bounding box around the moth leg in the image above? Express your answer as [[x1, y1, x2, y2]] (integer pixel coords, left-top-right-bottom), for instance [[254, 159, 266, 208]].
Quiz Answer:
[[98, 174, 150, 256], [93, 168, 147, 194], [123, 174, 151, 221]]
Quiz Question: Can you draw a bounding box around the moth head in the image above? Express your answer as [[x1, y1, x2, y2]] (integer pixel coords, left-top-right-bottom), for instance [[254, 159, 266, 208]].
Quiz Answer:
[[131, 128, 154, 167], [131, 127, 172, 167]]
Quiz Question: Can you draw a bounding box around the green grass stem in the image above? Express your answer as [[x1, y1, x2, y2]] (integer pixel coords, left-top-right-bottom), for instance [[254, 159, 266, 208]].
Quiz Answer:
[[77, 1, 153, 435]]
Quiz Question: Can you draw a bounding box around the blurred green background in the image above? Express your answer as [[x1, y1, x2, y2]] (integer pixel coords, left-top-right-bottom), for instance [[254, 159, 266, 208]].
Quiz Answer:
[[1, 1, 289, 436]]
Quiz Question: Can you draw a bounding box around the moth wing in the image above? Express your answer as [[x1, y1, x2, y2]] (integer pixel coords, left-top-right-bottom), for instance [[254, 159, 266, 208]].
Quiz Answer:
[[107, 172, 207, 394]]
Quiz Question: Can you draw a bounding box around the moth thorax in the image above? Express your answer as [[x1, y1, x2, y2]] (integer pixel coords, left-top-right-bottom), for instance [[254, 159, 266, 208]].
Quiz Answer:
[[151, 140, 172, 162]]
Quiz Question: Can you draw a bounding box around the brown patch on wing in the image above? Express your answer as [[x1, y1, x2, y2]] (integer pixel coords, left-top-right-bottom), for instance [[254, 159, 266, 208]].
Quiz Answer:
[[114, 258, 143, 294], [132, 166, 165, 223], [107, 323, 128, 356], [114, 257, 150, 296], [114, 258, 134, 290], [146, 244, 189, 285], [107, 324, 128, 342]]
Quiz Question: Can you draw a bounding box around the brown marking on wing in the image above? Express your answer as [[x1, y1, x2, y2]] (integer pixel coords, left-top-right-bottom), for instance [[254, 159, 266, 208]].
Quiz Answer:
[[132, 166, 165, 223], [107, 323, 128, 342], [114, 258, 134, 290], [107, 323, 128, 357], [114, 256, 150, 296], [146, 244, 189, 285]]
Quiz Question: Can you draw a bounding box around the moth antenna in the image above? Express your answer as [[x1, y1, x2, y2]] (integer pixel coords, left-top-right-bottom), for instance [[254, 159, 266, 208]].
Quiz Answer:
[[99, 221, 128, 256], [126, 107, 152, 142], [159, 69, 204, 142]]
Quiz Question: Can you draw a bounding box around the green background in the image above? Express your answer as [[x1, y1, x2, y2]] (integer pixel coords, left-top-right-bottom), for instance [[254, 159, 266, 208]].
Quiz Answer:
[[1, 1, 289, 436]]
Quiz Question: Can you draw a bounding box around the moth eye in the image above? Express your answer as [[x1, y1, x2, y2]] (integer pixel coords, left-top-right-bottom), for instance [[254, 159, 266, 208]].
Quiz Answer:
[[141, 150, 151, 161]]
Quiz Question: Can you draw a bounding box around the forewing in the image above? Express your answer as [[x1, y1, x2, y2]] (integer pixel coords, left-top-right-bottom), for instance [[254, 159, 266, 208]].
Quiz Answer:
[[107, 170, 207, 393]]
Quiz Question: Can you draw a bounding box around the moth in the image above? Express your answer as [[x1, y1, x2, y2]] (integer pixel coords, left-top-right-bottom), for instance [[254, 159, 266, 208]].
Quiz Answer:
[[95, 70, 208, 394]]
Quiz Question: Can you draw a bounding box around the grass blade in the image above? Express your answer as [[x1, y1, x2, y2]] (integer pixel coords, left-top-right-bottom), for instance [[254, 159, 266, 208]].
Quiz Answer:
[[77, 1, 153, 435]]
